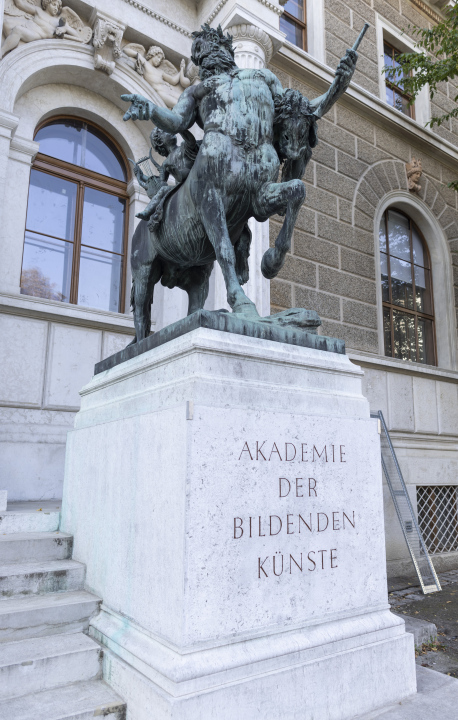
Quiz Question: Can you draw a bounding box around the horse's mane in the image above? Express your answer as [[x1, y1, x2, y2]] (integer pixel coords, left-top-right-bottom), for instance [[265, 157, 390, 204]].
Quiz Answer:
[[273, 89, 318, 182], [273, 89, 314, 122]]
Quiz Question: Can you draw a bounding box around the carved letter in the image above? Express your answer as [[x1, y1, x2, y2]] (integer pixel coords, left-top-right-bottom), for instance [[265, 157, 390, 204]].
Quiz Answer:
[[332, 512, 340, 530], [308, 551, 316, 571], [312, 445, 328, 462], [256, 441, 267, 461], [290, 553, 303, 573], [331, 548, 338, 568], [279, 478, 291, 497], [233, 518, 243, 539], [287, 514, 295, 534], [308, 478, 317, 497], [317, 513, 329, 532], [269, 515, 282, 536], [299, 513, 312, 532], [301, 443, 308, 461], [258, 557, 269, 578], [273, 553, 283, 576], [239, 442, 253, 460], [285, 443, 296, 461], [296, 478, 303, 497], [258, 516, 266, 537], [318, 549, 327, 569], [340, 445, 346, 462], [343, 511, 355, 529], [269, 442, 282, 461]]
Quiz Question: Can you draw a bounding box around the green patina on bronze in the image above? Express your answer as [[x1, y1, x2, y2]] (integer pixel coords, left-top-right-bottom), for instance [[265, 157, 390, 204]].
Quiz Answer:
[[99, 23, 369, 370]]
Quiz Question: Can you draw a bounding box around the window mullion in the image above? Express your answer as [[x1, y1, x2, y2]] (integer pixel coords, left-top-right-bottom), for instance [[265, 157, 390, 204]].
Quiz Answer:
[[70, 182, 85, 305]]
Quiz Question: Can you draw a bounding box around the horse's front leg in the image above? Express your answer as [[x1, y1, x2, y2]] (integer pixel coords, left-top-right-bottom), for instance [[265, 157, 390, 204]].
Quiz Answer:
[[199, 189, 259, 318], [255, 179, 306, 280]]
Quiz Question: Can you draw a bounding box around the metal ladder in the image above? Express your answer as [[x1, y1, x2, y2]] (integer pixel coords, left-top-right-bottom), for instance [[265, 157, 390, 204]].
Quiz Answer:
[[372, 410, 441, 594]]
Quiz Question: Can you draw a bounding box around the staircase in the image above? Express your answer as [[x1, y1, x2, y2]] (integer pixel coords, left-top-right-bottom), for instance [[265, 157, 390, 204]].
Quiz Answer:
[[0, 501, 126, 719]]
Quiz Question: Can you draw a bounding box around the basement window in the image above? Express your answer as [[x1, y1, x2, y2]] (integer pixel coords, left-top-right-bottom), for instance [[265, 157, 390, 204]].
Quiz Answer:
[[417, 486, 458, 555]]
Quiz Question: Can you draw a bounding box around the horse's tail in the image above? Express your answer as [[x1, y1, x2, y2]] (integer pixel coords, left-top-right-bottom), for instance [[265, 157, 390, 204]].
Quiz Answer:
[[130, 280, 135, 312]]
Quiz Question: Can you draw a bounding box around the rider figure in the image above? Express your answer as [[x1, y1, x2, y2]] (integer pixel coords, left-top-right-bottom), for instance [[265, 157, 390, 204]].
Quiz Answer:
[[136, 127, 200, 224]]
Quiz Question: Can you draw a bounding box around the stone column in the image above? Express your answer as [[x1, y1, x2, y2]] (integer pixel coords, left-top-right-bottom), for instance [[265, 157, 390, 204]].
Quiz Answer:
[[207, 24, 273, 317]]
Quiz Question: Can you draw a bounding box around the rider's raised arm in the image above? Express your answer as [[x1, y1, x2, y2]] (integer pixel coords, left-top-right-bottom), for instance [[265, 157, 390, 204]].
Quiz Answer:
[[309, 49, 357, 119]]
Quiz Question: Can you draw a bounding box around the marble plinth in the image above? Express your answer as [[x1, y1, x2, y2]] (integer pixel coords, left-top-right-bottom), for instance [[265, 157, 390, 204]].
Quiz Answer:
[[61, 328, 416, 720]]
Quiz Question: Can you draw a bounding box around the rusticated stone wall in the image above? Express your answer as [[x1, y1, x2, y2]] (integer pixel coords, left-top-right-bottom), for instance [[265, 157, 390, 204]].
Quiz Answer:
[[267, 68, 458, 354]]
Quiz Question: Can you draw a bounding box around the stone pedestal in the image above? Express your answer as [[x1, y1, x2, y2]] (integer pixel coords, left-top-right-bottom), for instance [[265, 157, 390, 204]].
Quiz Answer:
[[61, 328, 416, 720]]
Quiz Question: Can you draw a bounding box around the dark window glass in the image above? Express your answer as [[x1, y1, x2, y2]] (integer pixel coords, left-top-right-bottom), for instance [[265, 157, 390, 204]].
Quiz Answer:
[[379, 209, 435, 365], [21, 118, 128, 312], [35, 119, 126, 182], [384, 41, 414, 119], [280, 0, 306, 51]]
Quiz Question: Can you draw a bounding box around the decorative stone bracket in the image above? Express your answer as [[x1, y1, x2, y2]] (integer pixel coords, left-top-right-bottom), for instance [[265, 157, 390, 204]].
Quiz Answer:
[[90, 9, 126, 75]]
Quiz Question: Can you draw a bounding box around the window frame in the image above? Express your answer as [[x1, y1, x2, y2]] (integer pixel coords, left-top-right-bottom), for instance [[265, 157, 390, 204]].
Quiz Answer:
[[381, 208, 437, 366], [22, 116, 130, 313], [383, 40, 415, 120], [280, 1, 307, 52]]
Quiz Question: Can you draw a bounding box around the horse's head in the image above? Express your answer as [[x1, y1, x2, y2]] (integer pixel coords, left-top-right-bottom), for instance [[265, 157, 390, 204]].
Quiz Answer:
[[274, 90, 318, 180]]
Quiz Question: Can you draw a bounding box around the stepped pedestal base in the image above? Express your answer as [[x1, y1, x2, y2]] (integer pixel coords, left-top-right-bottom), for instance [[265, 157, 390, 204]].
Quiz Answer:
[[61, 327, 417, 719]]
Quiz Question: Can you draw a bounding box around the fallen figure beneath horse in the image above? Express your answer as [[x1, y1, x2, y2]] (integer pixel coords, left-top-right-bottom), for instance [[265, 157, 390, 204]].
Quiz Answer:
[[122, 22, 369, 345]]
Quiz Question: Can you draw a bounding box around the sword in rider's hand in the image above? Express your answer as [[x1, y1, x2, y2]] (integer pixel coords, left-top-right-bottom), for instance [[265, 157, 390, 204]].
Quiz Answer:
[[352, 22, 370, 53]]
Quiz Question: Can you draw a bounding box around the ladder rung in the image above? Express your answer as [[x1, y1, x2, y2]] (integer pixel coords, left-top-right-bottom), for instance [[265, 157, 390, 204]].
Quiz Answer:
[[423, 586, 440, 594]]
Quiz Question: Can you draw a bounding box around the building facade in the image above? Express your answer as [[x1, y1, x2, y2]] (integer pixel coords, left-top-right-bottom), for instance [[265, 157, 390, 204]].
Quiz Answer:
[[1, 0, 457, 579]]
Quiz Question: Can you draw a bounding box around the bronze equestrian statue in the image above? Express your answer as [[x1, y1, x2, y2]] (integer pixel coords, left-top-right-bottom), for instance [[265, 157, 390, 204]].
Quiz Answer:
[[122, 23, 369, 344]]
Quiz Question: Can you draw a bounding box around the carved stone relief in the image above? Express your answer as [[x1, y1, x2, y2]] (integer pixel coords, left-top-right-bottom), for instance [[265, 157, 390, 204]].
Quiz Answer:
[[122, 42, 197, 109], [406, 157, 423, 192], [91, 11, 125, 75], [1, 0, 92, 58]]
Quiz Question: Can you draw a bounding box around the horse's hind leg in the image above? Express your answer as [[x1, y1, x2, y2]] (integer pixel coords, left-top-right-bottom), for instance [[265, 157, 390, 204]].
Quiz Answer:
[[129, 257, 162, 344], [177, 262, 214, 315], [199, 190, 258, 318]]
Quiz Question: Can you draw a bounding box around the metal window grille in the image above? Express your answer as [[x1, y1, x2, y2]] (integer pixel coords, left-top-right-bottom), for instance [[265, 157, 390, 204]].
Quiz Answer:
[[417, 486, 458, 555]]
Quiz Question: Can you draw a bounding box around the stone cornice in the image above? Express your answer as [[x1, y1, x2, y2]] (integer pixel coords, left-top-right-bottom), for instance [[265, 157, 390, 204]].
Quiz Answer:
[[206, 0, 284, 25], [410, 0, 444, 24], [119, 0, 192, 37]]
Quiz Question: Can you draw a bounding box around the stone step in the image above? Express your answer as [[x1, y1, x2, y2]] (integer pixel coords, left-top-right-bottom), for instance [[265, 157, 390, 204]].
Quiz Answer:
[[0, 633, 102, 701], [0, 502, 61, 534], [0, 559, 85, 598], [0, 679, 126, 719], [0, 591, 101, 643], [0, 532, 73, 565]]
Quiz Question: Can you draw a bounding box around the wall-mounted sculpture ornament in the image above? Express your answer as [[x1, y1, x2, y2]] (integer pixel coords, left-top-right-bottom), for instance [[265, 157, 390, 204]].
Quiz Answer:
[[92, 16, 124, 75], [1, 0, 91, 58], [120, 22, 370, 345], [406, 157, 423, 192], [122, 43, 193, 109]]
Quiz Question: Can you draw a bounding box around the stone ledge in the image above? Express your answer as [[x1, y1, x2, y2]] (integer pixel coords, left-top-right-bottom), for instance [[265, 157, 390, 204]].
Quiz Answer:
[[95, 309, 345, 375]]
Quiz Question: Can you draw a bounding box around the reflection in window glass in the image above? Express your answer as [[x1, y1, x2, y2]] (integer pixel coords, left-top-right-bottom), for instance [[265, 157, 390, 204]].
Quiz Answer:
[[81, 188, 125, 254], [21, 231, 72, 302], [26, 170, 77, 241], [280, 13, 304, 47], [379, 209, 435, 365], [78, 247, 122, 312], [21, 118, 128, 310], [282, 0, 304, 21], [35, 120, 126, 181], [387, 210, 410, 260]]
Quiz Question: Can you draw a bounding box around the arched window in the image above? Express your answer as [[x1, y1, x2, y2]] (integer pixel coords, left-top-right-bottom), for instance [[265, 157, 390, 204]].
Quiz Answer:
[[20, 118, 129, 313], [379, 208, 436, 365]]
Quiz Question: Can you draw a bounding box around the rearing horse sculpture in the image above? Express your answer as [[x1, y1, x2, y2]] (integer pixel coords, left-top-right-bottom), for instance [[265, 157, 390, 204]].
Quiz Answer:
[[122, 23, 368, 344]]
